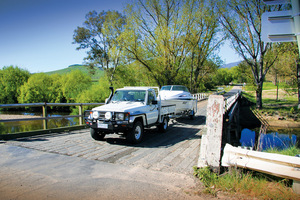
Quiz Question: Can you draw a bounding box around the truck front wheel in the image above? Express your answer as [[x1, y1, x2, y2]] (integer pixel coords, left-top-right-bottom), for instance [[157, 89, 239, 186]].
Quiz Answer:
[[126, 121, 144, 144], [90, 128, 106, 141]]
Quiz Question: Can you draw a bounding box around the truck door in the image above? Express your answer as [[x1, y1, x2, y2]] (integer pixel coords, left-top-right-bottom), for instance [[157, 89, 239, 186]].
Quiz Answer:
[[146, 90, 159, 125]]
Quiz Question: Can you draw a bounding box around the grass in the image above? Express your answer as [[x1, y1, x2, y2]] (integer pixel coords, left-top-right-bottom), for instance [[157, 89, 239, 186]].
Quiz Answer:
[[193, 166, 299, 199], [44, 64, 104, 80], [243, 82, 299, 121], [265, 145, 300, 156]]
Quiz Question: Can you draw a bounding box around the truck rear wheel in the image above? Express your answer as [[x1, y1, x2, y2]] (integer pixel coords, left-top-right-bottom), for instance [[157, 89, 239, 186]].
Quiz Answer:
[[158, 117, 168, 133], [126, 121, 144, 144], [90, 128, 106, 141]]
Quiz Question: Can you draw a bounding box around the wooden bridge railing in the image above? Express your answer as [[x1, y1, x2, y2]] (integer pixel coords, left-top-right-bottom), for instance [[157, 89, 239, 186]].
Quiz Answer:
[[0, 102, 104, 130]]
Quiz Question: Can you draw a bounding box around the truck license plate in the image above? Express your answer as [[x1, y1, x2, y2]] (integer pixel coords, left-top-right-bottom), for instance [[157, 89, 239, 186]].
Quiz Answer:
[[98, 122, 108, 129]]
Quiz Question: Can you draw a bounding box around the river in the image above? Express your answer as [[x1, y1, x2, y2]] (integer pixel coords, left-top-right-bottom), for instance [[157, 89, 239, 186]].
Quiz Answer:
[[0, 111, 79, 134]]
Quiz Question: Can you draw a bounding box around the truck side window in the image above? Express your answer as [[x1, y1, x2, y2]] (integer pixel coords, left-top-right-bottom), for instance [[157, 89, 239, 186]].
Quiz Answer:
[[147, 91, 155, 105]]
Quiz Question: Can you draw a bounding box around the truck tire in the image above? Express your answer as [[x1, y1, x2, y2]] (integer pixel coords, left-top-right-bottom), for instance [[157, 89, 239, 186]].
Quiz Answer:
[[90, 128, 106, 141], [126, 121, 144, 144], [158, 117, 168, 133]]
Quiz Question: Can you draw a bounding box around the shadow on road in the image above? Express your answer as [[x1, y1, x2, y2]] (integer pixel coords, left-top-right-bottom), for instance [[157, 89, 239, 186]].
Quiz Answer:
[[106, 115, 206, 148]]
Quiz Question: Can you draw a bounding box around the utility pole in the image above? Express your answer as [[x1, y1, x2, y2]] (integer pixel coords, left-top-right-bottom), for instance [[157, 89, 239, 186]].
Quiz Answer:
[[291, 0, 300, 108]]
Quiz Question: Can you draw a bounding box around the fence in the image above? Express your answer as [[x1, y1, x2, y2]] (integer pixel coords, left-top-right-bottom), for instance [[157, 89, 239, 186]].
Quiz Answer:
[[0, 103, 104, 137]]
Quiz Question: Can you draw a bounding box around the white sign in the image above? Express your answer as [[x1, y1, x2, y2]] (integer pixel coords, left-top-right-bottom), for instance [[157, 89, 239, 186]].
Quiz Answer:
[[262, 0, 290, 5], [261, 10, 296, 42]]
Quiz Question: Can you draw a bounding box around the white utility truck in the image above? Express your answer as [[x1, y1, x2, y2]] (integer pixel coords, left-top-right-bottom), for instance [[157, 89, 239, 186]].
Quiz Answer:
[[84, 86, 197, 143]]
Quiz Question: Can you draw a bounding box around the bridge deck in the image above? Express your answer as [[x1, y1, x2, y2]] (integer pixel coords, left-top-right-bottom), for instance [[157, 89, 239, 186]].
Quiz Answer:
[[3, 100, 207, 175]]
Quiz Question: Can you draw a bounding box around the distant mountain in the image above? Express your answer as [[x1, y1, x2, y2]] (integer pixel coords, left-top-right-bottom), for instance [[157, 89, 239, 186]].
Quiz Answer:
[[44, 65, 104, 80], [221, 61, 242, 69]]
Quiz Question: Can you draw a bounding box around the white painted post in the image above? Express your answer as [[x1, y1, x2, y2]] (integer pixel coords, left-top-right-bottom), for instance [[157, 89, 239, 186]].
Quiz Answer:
[[198, 95, 225, 170]]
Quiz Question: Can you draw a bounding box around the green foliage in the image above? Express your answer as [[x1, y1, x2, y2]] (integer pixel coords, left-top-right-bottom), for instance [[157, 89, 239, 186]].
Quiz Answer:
[[0, 66, 30, 104], [194, 167, 299, 199], [231, 61, 254, 84], [18, 73, 62, 103], [211, 68, 233, 86], [75, 75, 111, 111], [217, 0, 285, 109], [60, 70, 91, 102], [45, 65, 104, 80], [193, 167, 217, 189], [266, 43, 299, 88], [112, 61, 157, 87], [73, 10, 126, 84], [18, 70, 91, 104], [265, 145, 300, 156], [121, 0, 222, 89]]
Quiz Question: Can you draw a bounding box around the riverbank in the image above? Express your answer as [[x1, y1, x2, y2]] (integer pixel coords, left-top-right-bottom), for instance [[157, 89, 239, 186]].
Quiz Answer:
[[0, 114, 42, 120], [265, 116, 300, 128]]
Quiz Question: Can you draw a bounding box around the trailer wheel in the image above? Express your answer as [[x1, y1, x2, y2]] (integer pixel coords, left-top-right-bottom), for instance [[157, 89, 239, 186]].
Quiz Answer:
[[126, 121, 144, 144], [189, 110, 195, 120], [90, 128, 106, 141], [158, 117, 168, 133]]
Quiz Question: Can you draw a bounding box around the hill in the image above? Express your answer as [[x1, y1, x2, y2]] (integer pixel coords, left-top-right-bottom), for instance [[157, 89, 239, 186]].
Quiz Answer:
[[45, 64, 104, 80], [221, 61, 242, 69]]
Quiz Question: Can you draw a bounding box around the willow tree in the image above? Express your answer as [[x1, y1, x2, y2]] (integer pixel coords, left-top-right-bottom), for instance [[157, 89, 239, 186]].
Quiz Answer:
[[73, 10, 126, 84], [121, 0, 221, 89], [217, 0, 284, 109]]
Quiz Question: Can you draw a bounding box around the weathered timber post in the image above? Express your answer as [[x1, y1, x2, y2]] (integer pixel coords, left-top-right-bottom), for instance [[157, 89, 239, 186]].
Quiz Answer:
[[198, 95, 224, 172], [42, 103, 47, 130], [78, 104, 83, 125]]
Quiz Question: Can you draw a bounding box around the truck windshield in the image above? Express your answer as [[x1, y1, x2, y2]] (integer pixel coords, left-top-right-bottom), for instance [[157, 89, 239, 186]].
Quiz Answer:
[[111, 90, 146, 102]]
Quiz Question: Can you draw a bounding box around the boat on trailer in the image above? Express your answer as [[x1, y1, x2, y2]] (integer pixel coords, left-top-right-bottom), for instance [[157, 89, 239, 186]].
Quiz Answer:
[[159, 85, 196, 115]]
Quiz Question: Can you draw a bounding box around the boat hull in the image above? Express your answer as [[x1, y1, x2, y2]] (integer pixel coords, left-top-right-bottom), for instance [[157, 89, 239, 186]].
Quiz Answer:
[[161, 99, 196, 114]]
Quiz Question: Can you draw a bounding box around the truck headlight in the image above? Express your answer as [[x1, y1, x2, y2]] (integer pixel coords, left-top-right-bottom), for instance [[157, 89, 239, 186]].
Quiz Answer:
[[115, 113, 124, 121], [105, 112, 112, 120], [92, 111, 99, 119]]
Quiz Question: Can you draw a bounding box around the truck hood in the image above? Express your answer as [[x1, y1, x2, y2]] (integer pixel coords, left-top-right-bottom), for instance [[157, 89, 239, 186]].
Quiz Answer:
[[92, 101, 145, 113]]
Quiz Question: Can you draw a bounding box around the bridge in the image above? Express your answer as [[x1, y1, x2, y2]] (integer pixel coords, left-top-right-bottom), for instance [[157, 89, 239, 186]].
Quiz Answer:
[[0, 87, 242, 199]]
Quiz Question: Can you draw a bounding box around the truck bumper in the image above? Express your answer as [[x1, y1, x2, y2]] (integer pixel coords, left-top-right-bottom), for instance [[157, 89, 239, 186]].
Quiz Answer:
[[85, 119, 133, 133]]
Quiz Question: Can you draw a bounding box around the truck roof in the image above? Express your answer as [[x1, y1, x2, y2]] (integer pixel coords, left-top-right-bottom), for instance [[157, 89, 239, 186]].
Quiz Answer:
[[118, 86, 159, 91]]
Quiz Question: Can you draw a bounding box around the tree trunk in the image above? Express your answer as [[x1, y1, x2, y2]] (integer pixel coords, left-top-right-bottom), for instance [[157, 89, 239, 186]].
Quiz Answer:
[[256, 82, 263, 109]]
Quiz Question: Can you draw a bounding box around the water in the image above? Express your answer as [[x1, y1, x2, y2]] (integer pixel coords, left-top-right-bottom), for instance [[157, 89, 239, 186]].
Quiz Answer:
[[0, 111, 79, 134], [240, 128, 299, 151]]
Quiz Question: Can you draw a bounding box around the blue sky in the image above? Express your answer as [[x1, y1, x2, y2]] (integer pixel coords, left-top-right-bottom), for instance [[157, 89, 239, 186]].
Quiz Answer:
[[0, 0, 241, 73]]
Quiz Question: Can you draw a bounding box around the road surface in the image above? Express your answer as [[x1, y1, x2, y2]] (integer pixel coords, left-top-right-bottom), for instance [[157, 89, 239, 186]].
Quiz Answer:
[[0, 101, 208, 200]]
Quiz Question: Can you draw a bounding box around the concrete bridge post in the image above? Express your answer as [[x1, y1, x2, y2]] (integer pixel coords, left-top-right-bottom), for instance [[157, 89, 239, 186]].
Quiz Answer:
[[198, 95, 224, 172]]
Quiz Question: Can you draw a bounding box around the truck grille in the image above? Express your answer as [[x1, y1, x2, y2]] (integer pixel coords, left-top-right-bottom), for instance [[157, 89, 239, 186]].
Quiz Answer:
[[97, 112, 106, 120]]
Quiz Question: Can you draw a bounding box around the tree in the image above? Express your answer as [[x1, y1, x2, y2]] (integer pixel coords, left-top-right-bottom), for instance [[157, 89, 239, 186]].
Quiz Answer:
[[18, 73, 56, 103], [0, 66, 30, 104], [75, 75, 111, 110], [231, 61, 254, 84], [60, 70, 91, 103], [73, 10, 126, 84], [217, 0, 284, 109], [121, 0, 221, 89], [212, 68, 233, 86]]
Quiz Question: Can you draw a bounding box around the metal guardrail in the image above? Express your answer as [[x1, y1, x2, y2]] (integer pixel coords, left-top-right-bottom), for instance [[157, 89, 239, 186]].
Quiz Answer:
[[224, 91, 241, 113], [222, 144, 300, 181], [192, 93, 209, 101], [192, 90, 225, 101], [0, 102, 104, 130]]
